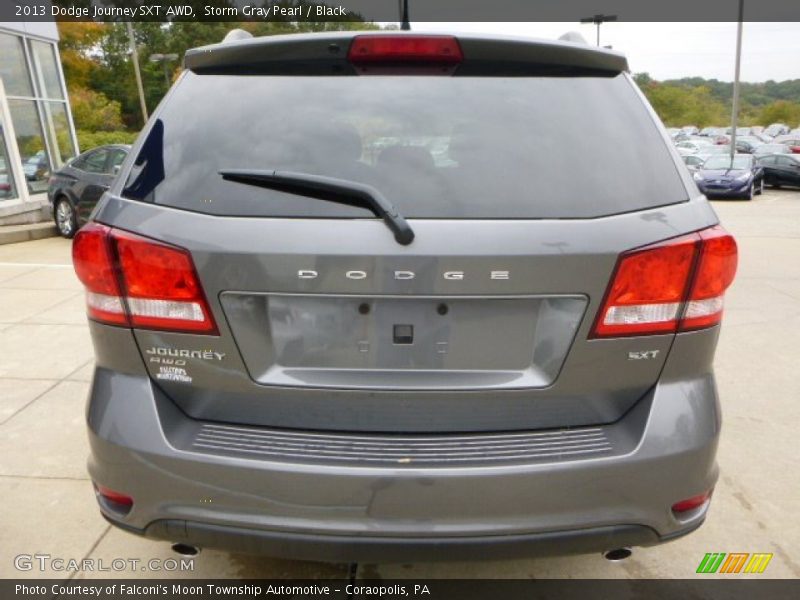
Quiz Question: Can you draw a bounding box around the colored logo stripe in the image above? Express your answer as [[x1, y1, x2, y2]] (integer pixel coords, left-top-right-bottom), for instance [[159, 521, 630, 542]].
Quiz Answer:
[[720, 553, 749, 573], [697, 553, 726, 573], [744, 553, 773, 573], [696, 552, 773, 574]]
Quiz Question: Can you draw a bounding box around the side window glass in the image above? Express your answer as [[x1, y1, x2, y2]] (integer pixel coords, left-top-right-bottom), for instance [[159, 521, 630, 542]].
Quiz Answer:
[[107, 150, 127, 174], [84, 150, 108, 174]]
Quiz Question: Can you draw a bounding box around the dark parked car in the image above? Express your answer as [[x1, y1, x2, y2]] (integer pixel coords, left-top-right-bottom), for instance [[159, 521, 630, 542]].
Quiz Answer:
[[47, 144, 130, 238], [73, 31, 737, 563], [758, 153, 800, 189], [733, 139, 762, 154], [694, 154, 764, 199]]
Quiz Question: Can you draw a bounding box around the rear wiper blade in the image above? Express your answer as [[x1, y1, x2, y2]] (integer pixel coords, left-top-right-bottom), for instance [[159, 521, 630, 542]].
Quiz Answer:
[[219, 169, 414, 246]]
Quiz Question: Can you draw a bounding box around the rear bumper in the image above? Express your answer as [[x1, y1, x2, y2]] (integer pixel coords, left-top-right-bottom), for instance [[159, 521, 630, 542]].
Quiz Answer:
[[86, 328, 721, 562], [126, 518, 703, 563]]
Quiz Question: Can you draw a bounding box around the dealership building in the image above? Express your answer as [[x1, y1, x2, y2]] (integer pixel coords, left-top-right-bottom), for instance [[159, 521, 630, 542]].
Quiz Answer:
[[0, 20, 78, 225]]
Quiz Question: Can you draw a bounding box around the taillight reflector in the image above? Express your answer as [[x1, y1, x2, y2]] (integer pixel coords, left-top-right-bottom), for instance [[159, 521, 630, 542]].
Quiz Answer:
[[72, 225, 217, 334], [592, 226, 737, 338], [348, 35, 463, 64], [95, 483, 134, 507], [672, 490, 712, 514]]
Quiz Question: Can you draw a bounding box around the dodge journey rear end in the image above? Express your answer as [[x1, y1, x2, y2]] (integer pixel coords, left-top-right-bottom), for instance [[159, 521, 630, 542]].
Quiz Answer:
[[75, 31, 737, 562]]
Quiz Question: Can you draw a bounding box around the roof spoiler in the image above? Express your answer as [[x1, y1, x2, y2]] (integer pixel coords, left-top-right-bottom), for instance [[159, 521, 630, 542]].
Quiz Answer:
[[184, 32, 628, 76]]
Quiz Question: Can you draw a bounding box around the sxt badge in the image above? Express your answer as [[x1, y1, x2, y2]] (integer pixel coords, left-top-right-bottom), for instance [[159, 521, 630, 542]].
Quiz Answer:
[[628, 350, 660, 360]]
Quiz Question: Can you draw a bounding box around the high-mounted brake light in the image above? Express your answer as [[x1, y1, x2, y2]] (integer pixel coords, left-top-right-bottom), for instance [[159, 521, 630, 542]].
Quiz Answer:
[[348, 35, 463, 65], [591, 226, 737, 338], [72, 225, 217, 334]]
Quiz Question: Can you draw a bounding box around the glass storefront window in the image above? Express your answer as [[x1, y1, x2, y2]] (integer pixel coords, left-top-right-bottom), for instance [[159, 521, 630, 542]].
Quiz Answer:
[[8, 98, 50, 194], [1, 30, 76, 202], [0, 114, 19, 201], [0, 33, 34, 97], [42, 101, 76, 165], [29, 39, 64, 100]]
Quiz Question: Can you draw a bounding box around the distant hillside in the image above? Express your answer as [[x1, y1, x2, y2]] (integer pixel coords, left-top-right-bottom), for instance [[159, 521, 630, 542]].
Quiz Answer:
[[662, 77, 800, 106], [633, 73, 800, 127]]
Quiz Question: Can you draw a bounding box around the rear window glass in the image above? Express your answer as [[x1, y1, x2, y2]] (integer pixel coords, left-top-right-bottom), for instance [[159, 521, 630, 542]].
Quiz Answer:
[[122, 72, 687, 219]]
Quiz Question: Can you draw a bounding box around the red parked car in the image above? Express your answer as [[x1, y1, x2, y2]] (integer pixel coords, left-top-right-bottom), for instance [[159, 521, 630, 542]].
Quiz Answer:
[[775, 136, 800, 153]]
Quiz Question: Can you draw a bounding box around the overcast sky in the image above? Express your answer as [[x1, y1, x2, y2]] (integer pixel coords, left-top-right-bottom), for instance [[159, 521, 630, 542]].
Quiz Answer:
[[409, 22, 799, 82]]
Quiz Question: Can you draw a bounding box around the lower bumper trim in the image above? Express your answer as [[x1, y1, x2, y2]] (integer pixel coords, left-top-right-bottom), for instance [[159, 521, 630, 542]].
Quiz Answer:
[[132, 519, 669, 562]]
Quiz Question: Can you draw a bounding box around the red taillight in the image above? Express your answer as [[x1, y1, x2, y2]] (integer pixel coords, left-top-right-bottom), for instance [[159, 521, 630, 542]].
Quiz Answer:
[[591, 226, 737, 338], [113, 230, 216, 333], [592, 234, 699, 337], [348, 35, 463, 65], [72, 225, 217, 334], [672, 490, 712, 514], [72, 223, 128, 326], [680, 227, 738, 331], [95, 484, 134, 508]]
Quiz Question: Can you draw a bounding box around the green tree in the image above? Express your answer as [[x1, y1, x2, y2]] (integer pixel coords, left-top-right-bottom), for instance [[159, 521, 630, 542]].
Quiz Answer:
[[57, 22, 106, 88], [66, 14, 379, 130], [632, 72, 800, 128], [68, 86, 125, 131], [758, 100, 800, 126]]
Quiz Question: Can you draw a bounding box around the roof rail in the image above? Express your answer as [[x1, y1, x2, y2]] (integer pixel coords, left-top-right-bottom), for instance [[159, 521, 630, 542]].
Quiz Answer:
[[558, 32, 588, 44], [223, 29, 253, 43]]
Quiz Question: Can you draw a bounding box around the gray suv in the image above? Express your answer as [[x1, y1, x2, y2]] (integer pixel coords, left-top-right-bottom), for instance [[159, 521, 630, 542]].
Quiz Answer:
[[74, 31, 737, 562]]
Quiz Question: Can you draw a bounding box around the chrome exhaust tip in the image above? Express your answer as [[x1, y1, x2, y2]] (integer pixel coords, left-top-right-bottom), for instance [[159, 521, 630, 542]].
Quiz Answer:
[[171, 543, 200, 557], [603, 547, 632, 562]]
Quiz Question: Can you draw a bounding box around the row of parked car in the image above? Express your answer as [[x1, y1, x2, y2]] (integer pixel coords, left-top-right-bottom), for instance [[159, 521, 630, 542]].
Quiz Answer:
[[669, 122, 799, 143], [670, 123, 800, 200], [671, 123, 800, 156]]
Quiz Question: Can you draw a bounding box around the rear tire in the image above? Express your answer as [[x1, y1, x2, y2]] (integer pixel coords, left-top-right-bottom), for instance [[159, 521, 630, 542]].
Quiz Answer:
[[54, 198, 77, 239]]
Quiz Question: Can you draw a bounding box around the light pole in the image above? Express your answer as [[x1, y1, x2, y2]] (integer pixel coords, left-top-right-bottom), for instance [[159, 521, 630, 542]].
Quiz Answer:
[[149, 53, 179, 88], [126, 22, 148, 124], [580, 14, 617, 47], [398, 0, 410, 30], [729, 0, 745, 161]]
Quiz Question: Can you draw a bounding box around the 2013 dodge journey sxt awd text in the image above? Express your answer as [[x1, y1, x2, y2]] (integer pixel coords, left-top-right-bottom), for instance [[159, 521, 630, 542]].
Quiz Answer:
[[74, 31, 737, 562]]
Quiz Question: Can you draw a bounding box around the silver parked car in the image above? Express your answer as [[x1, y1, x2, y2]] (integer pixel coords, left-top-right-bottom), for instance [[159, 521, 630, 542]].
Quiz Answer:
[[73, 32, 737, 562]]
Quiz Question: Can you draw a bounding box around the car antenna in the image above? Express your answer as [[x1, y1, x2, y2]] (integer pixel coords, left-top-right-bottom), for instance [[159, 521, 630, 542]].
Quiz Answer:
[[399, 0, 411, 30]]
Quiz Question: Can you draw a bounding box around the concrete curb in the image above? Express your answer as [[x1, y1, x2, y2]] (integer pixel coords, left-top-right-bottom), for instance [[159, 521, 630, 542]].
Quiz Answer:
[[0, 222, 59, 245]]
